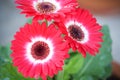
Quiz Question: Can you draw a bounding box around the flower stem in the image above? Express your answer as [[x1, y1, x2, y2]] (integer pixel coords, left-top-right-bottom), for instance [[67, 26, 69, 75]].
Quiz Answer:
[[56, 66, 64, 80], [78, 57, 94, 77]]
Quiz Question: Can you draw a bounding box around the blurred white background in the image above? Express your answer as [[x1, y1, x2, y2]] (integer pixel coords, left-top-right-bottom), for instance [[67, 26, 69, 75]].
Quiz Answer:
[[0, 0, 120, 63]]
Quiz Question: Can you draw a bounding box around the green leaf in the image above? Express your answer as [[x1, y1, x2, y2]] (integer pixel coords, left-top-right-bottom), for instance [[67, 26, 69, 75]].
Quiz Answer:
[[56, 70, 64, 80], [75, 25, 112, 80], [77, 75, 97, 80], [0, 67, 43, 80], [63, 53, 84, 80], [0, 44, 12, 65], [65, 54, 84, 74], [27, 18, 32, 24], [3, 78, 10, 80], [0, 62, 42, 80]]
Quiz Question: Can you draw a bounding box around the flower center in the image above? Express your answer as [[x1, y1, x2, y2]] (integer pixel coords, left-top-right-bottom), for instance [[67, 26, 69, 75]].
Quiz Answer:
[[36, 2, 56, 14], [68, 25, 84, 41], [31, 41, 50, 60]]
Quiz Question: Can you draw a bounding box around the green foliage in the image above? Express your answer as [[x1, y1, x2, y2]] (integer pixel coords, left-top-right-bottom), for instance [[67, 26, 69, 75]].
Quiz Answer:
[[0, 26, 112, 80], [27, 18, 32, 24], [0, 44, 11, 65], [73, 25, 112, 80], [63, 53, 84, 80]]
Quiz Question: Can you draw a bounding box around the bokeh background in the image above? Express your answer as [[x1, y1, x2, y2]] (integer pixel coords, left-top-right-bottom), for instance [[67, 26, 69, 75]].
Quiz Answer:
[[0, 0, 120, 63], [77, 0, 120, 64]]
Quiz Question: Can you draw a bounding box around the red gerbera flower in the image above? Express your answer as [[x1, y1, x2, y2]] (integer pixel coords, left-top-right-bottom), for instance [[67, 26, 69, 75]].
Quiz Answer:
[[15, 0, 78, 20], [56, 8, 103, 57], [10, 21, 69, 80]]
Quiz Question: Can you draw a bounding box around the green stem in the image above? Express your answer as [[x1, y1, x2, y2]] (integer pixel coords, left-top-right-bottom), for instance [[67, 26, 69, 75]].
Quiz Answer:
[[56, 66, 64, 80], [62, 66, 64, 80], [78, 57, 94, 77]]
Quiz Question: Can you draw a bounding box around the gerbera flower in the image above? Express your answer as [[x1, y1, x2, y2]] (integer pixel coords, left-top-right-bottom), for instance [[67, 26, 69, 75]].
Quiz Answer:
[[10, 21, 69, 80], [56, 8, 103, 57], [15, 0, 78, 20]]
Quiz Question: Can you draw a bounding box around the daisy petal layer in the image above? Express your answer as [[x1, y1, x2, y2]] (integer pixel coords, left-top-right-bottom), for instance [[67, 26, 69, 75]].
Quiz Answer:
[[15, 0, 78, 20], [56, 8, 103, 57], [11, 21, 69, 80]]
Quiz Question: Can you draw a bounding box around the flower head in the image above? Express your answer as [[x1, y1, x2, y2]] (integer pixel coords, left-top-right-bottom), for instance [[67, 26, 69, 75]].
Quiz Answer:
[[56, 8, 103, 57], [11, 21, 69, 80], [15, 0, 78, 20]]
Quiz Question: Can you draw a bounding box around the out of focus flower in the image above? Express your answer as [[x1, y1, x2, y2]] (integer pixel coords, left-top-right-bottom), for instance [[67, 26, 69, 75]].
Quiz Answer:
[[15, 0, 78, 20]]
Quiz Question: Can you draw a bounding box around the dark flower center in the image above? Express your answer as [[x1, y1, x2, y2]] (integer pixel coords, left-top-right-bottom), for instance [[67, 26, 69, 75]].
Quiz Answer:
[[68, 25, 84, 41], [36, 2, 56, 14], [31, 41, 50, 60]]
